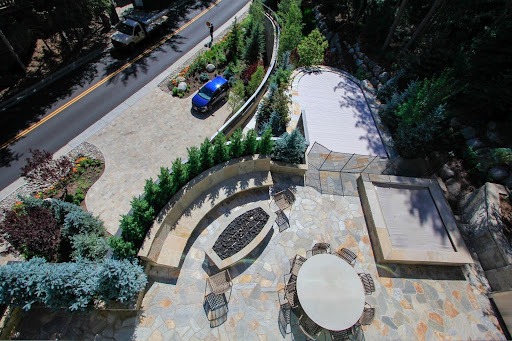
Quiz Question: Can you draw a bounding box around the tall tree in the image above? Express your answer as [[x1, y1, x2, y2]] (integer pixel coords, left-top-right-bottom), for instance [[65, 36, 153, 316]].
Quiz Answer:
[[403, 0, 445, 51], [382, 0, 409, 51]]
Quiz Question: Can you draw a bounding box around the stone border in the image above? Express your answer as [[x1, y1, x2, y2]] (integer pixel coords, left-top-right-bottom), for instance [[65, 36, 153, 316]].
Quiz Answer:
[[357, 173, 473, 265], [204, 202, 276, 270]]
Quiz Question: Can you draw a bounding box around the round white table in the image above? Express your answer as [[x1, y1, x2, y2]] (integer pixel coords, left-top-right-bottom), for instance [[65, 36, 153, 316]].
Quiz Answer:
[[296, 253, 365, 331]]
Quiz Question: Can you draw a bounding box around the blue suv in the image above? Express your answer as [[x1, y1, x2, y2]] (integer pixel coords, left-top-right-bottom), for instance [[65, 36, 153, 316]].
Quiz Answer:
[[192, 76, 229, 112]]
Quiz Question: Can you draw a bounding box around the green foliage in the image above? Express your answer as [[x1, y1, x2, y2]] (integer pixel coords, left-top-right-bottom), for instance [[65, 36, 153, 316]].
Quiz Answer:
[[199, 73, 209, 83], [258, 127, 274, 154], [212, 133, 230, 164], [272, 129, 306, 164], [491, 148, 512, 166], [279, 23, 303, 56], [271, 52, 293, 87], [247, 65, 265, 96], [228, 79, 246, 113], [119, 214, 145, 247], [244, 21, 265, 64], [157, 167, 173, 197], [277, 0, 303, 55], [186, 146, 202, 178], [143, 178, 163, 212], [244, 129, 258, 155], [226, 18, 243, 62], [297, 28, 328, 66], [130, 197, 155, 230], [171, 158, 187, 193], [257, 85, 290, 134], [268, 111, 284, 136], [70, 233, 109, 261], [0, 257, 147, 311], [199, 138, 214, 170], [229, 129, 244, 159], [109, 236, 137, 259]]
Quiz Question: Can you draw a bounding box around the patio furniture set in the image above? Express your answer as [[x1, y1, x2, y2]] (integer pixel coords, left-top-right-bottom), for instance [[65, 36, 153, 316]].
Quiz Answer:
[[280, 244, 376, 340]]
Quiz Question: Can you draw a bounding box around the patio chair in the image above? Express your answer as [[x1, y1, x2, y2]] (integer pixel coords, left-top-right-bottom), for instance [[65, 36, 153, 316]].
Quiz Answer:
[[288, 254, 307, 279], [308, 242, 331, 257], [205, 269, 233, 302], [351, 324, 366, 341], [275, 209, 290, 232], [282, 280, 300, 308], [358, 273, 375, 295], [330, 328, 353, 341], [335, 248, 357, 266], [204, 292, 229, 322], [278, 302, 294, 336], [271, 188, 295, 211], [298, 313, 322, 340], [357, 303, 375, 326]]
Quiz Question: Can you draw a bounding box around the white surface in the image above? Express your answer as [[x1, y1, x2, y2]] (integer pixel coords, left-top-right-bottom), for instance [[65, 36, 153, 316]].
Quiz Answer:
[[296, 254, 365, 331], [375, 184, 454, 251], [296, 71, 387, 156]]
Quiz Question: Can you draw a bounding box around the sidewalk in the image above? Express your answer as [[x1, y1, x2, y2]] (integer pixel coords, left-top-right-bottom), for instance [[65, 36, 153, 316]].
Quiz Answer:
[[0, 3, 251, 236]]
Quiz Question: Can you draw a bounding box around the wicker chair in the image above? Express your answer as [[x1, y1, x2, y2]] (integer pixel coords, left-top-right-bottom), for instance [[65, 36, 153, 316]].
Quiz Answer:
[[330, 328, 353, 341], [335, 248, 357, 266], [308, 242, 331, 257], [358, 273, 375, 295], [205, 270, 233, 301], [204, 292, 229, 322], [357, 303, 375, 326], [298, 314, 322, 340], [275, 209, 290, 232], [288, 254, 307, 279]]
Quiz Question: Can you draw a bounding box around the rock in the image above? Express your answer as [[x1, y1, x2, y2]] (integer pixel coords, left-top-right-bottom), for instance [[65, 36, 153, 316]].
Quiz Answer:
[[176, 76, 185, 82], [206, 63, 216, 72], [348, 48, 354, 54], [440, 164, 455, 180], [368, 60, 376, 69], [356, 51, 364, 59], [505, 175, 512, 190], [365, 71, 373, 79], [377, 84, 384, 92], [378, 72, 390, 83], [363, 56, 369, 64], [325, 31, 333, 42], [446, 178, 461, 197], [486, 124, 505, 145], [372, 65, 382, 76], [466, 137, 485, 150], [358, 64, 368, 72], [488, 166, 509, 182], [318, 21, 327, 31], [177, 81, 187, 91], [355, 59, 364, 66], [460, 126, 476, 140], [370, 77, 379, 88], [450, 117, 463, 129], [354, 43, 360, 52], [332, 33, 340, 44]]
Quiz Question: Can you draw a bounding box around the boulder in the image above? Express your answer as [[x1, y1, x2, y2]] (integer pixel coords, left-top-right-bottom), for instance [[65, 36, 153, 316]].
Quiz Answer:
[[177, 81, 187, 91], [450, 117, 463, 129], [318, 21, 327, 31], [372, 65, 382, 76], [355, 59, 364, 66], [365, 72, 373, 79], [466, 137, 485, 150], [363, 56, 369, 64], [356, 51, 364, 59], [460, 126, 476, 140], [358, 64, 368, 72], [368, 60, 376, 69], [440, 164, 455, 180], [376, 84, 384, 92], [206, 63, 216, 72], [325, 31, 333, 42], [348, 48, 354, 54], [378, 72, 390, 83], [176, 76, 186, 82], [370, 77, 379, 88], [488, 166, 509, 182], [446, 178, 462, 198]]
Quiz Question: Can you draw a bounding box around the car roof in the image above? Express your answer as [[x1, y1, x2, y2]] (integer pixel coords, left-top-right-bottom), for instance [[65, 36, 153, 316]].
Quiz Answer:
[[203, 76, 228, 92]]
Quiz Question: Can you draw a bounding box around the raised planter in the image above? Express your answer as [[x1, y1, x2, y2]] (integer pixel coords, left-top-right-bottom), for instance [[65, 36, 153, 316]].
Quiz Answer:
[[205, 202, 276, 270]]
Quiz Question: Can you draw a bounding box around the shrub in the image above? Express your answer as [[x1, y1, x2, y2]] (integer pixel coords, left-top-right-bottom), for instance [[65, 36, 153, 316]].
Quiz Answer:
[[277, 0, 303, 56], [199, 138, 213, 171], [143, 178, 163, 212], [268, 111, 285, 136], [491, 148, 512, 166], [171, 158, 187, 193], [71, 233, 109, 261], [297, 28, 328, 67], [229, 129, 244, 159], [246, 65, 265, 97], [172, 87, 179, 96], [109, 236, 137, 259], [212, 133, 230, 164], [0, 257, 147, 311], [0, 202, 61, 261], [244, 20, 265, 64], [199, 72, 209, 83], [157, 167, 173, 198], [187, 146, 202, 178], [21, 149, 73, 190], [228, 79, 246, 113], [258, 127, 274, 154], [272, 129, 306, 164], [244, 129, 258, 155], [226, 18, 243, 62]]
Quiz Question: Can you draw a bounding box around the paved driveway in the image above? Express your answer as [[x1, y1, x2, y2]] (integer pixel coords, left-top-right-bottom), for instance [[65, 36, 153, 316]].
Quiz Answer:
[[293, 69, 387, 157]]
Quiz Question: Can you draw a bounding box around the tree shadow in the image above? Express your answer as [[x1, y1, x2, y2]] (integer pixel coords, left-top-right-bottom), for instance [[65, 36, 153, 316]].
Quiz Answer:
[[0, 147, 22, 168]]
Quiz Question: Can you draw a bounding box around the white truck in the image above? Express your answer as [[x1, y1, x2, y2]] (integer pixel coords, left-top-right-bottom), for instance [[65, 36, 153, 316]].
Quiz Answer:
[[111, 8, 170, 49]]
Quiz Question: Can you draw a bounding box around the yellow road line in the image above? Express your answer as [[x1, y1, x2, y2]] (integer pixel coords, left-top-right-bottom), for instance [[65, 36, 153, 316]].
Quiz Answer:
[[1, 0, 221, 150]]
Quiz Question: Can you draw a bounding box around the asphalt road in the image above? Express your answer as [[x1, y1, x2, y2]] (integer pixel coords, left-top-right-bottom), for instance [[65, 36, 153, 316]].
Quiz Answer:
[[0, 0, 249, 192]]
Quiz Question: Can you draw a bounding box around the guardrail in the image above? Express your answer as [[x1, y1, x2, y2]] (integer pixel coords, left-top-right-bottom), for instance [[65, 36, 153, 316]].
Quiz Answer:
[[210, 4, 280, 141]]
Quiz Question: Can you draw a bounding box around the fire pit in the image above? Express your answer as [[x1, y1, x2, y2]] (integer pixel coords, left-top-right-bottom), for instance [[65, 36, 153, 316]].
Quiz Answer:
[[213, 207, 269, 260], [205, 203, 276, 270]]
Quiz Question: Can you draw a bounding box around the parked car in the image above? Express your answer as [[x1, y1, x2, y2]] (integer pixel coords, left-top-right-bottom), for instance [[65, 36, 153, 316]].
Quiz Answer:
[[192, 76, 229, 112], [111, 8, 169, 49]]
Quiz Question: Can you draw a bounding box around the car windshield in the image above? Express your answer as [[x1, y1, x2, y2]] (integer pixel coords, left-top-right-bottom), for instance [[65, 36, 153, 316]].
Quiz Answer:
[[198, 86, 215, 100], [116, 22, 134, 35]]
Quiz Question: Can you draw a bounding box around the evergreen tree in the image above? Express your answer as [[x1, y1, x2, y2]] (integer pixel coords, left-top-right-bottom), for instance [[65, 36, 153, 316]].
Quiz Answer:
[[247, 65, 265, 97], [70, 233, 109, 261], [297, 28, 328, 66], [226, 18, 243, 62], [171, 158, 187, 193], [229, 129, 244, 159], [109, 236, 137, 259], [186, 146, 202, 179], [272, 129, 306, 164], [243, 129, 258, 155], [143, 178, 163, 212], [199, 138, 213, 170], [212, 133, 230, 164], [258, 127, 274, 155]]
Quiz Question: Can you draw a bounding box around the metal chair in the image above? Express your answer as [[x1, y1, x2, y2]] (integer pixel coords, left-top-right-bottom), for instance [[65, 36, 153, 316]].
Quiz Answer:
[[282, 280, 299, 308], [308, 242, 331, 257], [298, 314, 322, 340], [278, 302, 293, 336], [335, 248, 357, 266], [357, 303, 375, 326], [358, 273, 375, 295], [330, 328, 353, 341], [271, 188, 295, 211], [275, 209, 290, 232], [204, 292, 229, 322], [351, 324, 366, 341], [205, 269, 233, 302]]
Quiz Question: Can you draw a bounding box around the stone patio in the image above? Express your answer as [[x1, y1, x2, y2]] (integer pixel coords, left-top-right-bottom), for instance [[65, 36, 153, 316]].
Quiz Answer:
[[14, 174, 505, 340]]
